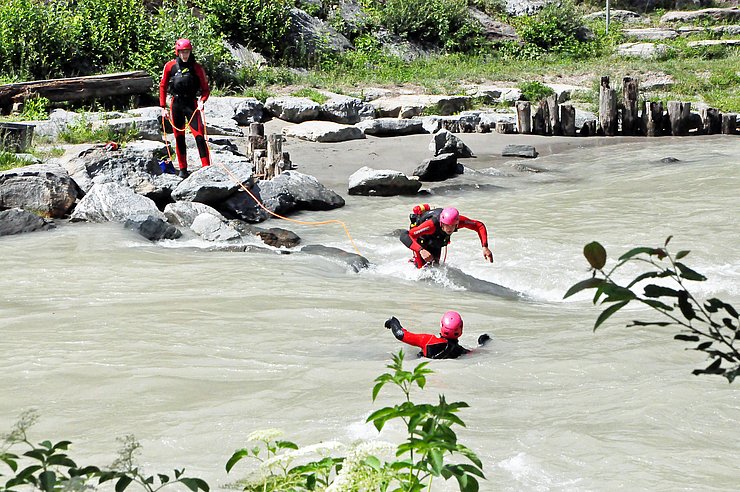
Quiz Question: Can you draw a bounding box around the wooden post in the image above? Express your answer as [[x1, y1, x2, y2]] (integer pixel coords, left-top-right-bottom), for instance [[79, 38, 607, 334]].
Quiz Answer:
[[721, 113, 737, 134], [560, 103, 576, 136], [545, 95, 560, 136], [495, 122, 515, 134], [579, 120, 597, 136], [532, 104, 546, 135], [266, 134, 283, 179], [536, 99, 553, 135], [645, 101, 663, 137], [700, 108, 722, 135], [667, 101, 691, 136], [476, 122, 491, 133], [516, 101, 531, 134], [622, 77, 639, 135], [253, 149, 267, 178], [599, 76, 618, 136], [248, 123, 265, 159], [282, 151, 293, 171]]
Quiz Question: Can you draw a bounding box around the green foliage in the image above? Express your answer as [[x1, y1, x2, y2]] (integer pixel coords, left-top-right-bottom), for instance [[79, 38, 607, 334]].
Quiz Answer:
[[58, 116, 138, 145], [0, 410, 209, 492], [196, 0, 292, 58], [518, 81, 555, 103], [565, 236, 740, 383], [19, 96, 50, 121], [0, 151, 34, 171], [227, 351, 485, 490], [367, 0, 483, 51], [290, 88, 329, 104]]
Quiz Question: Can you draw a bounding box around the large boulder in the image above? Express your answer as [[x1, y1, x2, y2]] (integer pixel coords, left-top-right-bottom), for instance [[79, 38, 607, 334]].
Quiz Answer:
[[468, 7, 519, 41], [0, 163, 78, 218], [0, 208, 55, 236], [370, 95, 469, 118], [287, 8, 353, 56], [70, 182, 165, 223], [429, 130, 474, 158], [221, 171, 344, 223], [413, 153, 461, 182], [301, 244, 369, 272], [265, 96, 321, 123], [320, 95, 375, 124], [348, 167, 422, 196], [355, 118, 426, 136], [171, 159, 253, 204], [282, 121, 365, 142], [190, 213, 241, 242], [124, 214, 182, 241], [203, 96, 265, 125], [164, 201, 226, 228], [661, 7, 740, 23]]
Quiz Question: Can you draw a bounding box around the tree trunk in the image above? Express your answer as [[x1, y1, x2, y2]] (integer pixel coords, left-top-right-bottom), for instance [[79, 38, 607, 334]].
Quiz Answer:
[[599, 76, 618, 136], [0, 71, 153, 113], [545, 95, 561, 136], [248, 123, 265, 160], [700, 107, 722, 135], [721, 113, 737, 134]]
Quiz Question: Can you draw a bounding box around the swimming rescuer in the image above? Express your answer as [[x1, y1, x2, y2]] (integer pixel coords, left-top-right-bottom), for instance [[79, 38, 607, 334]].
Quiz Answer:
[[384, 311, 491, 359], [400, 205, 493, 268]]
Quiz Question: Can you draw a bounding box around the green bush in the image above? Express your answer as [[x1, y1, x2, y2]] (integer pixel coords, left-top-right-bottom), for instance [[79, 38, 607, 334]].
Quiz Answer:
[[518, 80, 555, 102], [368, 0, 483, 51], [196, 0, 292, 58]]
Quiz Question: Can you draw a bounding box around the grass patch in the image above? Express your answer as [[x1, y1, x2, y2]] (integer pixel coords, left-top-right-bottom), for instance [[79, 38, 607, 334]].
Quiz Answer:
[[58, 116, 138, 144], [0, 151, 34, 171], [290, 87, 330, 104]]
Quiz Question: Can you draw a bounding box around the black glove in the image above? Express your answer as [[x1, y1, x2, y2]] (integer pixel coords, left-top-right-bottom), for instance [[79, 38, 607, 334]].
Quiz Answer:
[[385, 316, 401, 330], [478, 333, 491, 345]]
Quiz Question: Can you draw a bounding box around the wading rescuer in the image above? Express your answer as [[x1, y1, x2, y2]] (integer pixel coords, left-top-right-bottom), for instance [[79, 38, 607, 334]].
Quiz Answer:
[[159, 38, 210, 178], [385, 311, 490, 359], [400, 205, 493, 268]]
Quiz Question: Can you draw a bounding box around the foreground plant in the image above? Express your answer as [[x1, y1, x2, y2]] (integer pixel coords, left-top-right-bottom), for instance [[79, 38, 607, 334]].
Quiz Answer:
[[565, 236, 739, 382], [227, 351, 485, 491], [0, 410, 209, 492]]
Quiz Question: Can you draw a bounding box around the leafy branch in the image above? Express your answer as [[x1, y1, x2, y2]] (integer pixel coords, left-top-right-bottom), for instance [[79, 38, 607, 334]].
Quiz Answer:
[[565, 236, 739, 383]]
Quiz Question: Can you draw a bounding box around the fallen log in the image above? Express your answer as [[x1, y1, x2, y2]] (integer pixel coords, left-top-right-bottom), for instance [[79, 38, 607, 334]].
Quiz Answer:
[[0, 71, 154, 113]]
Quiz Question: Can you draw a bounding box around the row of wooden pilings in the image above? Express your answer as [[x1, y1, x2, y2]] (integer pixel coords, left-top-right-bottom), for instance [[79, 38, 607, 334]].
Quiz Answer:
[[246, 123, 292, 180], [511, 76, 738, 137]]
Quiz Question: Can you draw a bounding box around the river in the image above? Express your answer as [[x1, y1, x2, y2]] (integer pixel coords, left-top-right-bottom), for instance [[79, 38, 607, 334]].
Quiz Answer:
[[1, 135, 738, 491]]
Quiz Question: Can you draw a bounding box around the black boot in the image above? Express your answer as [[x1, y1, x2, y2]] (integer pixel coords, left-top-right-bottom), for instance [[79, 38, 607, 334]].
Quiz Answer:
[[178, 168, 189, 179]]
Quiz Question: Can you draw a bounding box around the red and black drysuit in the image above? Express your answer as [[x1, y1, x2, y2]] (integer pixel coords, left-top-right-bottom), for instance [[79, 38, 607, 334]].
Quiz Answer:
[[400, 208, 489, 268], [385, 317, 469, 359], [159, 56, 210, 170]]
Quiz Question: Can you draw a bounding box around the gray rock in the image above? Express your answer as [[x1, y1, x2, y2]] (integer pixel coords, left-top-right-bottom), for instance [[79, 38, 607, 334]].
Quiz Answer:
[[287, 8, 353, 55], [222, 171, 344, 222], [171, 159, 253, 203], [164, 201, 225, 227], [502, 144, 538, 158], [429, 130, 475, 158], [584, 9, 649, 24], [204, 117, 244, 137], [356, 118, 426, 136], [348, 166, 422, 196], [413, 153, 461, 182], [229, 222, 301, 248], [265, 96, 321, 123], [321, 95, 375, 124], [70, 182, 164, 223], [420, 114, 482, 134], [370, 95, 469, 118], [190, 213, 241, 242], [661, 7, 740, 23], [201, 96, 265, 125], [0, 163, 78, 218], [283, 121, 365, 142], [0, 208, 55, 236], [468, 7, 519, 41], [505, 0, 547, 16], [124, 214, 182, 241], [622, 28, 679, 41], [617, 42, 670, 58], [301, 244, 369, 272]]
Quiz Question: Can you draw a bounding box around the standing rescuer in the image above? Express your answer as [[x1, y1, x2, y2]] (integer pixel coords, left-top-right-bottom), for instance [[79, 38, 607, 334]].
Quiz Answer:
[[400, 205, 493, 268], [159, 38, 210, 178]]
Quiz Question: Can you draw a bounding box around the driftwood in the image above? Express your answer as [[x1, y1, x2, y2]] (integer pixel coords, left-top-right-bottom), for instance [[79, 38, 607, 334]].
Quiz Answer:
[[599, 76, 618, 136], [0, 71, 153, 113], [265, 134, 284, 180], [247, 123, 266, 159], [622, 77, 640, 136], [515, 101, 531, 134]]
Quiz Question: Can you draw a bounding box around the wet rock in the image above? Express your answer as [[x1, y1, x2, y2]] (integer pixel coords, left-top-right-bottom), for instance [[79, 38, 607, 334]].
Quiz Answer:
[[413, 153, 462, 182], [0, 163, 78, 218], [429, 129, 475, 158], [348, 166, 422, 196], [502, 144, 538, 158], [301, 244, 369, 272], [71, 182, 165, 223], [124, 214, 182, 241], [0, 208, 55, 236]]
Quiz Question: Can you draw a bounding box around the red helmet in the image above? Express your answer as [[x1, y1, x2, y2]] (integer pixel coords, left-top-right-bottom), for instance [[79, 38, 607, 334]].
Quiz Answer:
[[440, 207, 459, 226], [175, 38, 193, 54], [440, 311, 463, 339]]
